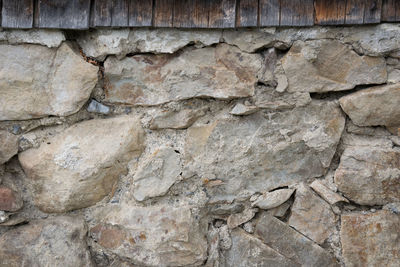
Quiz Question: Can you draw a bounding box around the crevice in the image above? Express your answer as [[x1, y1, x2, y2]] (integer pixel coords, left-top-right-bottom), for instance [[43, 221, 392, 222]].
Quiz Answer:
[[310, 83, 388, 100]]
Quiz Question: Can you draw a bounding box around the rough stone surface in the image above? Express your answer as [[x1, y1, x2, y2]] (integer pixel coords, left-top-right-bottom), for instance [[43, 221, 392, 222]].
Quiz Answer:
[[0, 29, 65, 47], [18, 116, 145, 212], [224, 228, 298, 267], [78, 28, 222, 60], [149, 109, 205, 130], [132, 147, 181, 201], [103, 44, 262, 106], [334, 145, 400, 206], [0, 216, 93, 267], [252, 188, 294, 210], [230, 103, 258, 116], [0, 186, 23, 212], [185, 101, 345, 199], [341, 211, 400, 267], [310, 179, 348, 205], [0, 130, 18, 164], [339, 83, 400, 127], [288, 183, 337, 244], [89, 204, 207, 266], [87, 99, 111, 114], [227, 207, 258, 229], [282, 40, 387, 93], [253, 86, 311, 110], [255, 213, 339, 266], [0, 43, 98, 121]]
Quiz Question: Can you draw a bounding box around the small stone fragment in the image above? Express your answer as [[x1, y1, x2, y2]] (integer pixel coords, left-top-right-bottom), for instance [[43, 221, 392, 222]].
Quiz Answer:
[[310, 179, 349, 205], [288, 183, 337, 244], [0, 186, 23, 212], [149, 109, 205, 130], [252, 188, 294, 210], [0, 211, 8, 223], [230, 103, 258, 116], [242, 222, 255, 234], [209, 203, 244, 216], [87, 99, 111, 114], [227, 208, 258, 229], [0, 130, 18, 164], [266, 200, 292, 218]]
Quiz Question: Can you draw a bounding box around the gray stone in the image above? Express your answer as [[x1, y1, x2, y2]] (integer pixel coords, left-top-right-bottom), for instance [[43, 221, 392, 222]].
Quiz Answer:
[[252, 188, 294, 210], [0, 130, 18, 164], [78, 28, 222, 60], [0, 186, 23, 212], [288, 183, 337, 245], [0, 43, 98, 121], [87, 99, 111, 114], [224, 228, 298, 267], [19, 116, 145, 213], [149, 109, 205, 130], [209, 203, 244, 216], [282, 40, 387, 93], [0, 29, 65, 47], [341, 210, 400, 267], [227, 207, 258, 229], [255, 213, 339, 266], [253, 85, 311, 110], [230, 103, 258, 116], [0, 216, 93, 267], [265, 200, 292, 218], [310, 179, 349, 205], [222, 28, 276, 53], [334, 144, 400, 206], [339, 83, 400, 127], [132, 147, 181, 201], [103, 44, 262, 106], [89, 204, 207, 266], [185, 100, 345, 199]]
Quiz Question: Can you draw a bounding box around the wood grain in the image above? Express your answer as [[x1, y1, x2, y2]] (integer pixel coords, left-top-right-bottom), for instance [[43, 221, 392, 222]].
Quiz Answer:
[[315, 0, 346, 25], [237, 0, 259, 27], [128, 0, 153, 26], [1, 0, 33, 28], [364, 0, 382, 24], [259, 0, 280, 26], [345, 0, 365, 24], [208, 0, 236, 28], [154, 0, 174, 27], [280, 0, 313, 26]]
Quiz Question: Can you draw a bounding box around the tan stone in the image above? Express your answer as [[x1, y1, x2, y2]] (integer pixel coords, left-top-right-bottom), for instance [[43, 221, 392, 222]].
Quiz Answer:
[[149, 109, 205, 130], [0, 186, 23, 212], [0, 130, 18, 164], [341, 210, 400, 267], [19, 116, 145, 213], [252, 188, 294, 210], [227, 207, 258, 229], [310, 179, 349, 205]]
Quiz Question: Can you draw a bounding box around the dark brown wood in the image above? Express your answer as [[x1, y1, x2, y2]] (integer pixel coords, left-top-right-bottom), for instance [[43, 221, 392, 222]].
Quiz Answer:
[[315, 0, 346, 25], [91, 0, 129, 27], [280, 0, 314, 26], [345, 0, 365, 24], [173, 0, 193, 27], [190, 0, 209, 27], [237, 0, 259, 27], [129, 0, 153, 26], [154, 0, 174, 27], [208, 0, 236, 28], [259, 0, 280, 26], [111, 0, 129, 26], [1, 0, 33, 28], [364, 0, 382, 23], [381, 0, 396, 21], [37, 0, 91, 29]]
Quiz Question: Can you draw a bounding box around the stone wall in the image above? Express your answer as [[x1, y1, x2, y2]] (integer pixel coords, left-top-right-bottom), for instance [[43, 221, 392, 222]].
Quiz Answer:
[[0, 25, 399, 267]]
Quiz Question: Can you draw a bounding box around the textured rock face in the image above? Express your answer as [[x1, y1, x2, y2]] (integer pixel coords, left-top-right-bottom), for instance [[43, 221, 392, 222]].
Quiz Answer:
[[0, 186, 23, 211], [19, 116, 145, 212], [0, 130, 18, 164], [340, 83, 400, 127], [149, 109, 205, 130], [341, 211, 400, 267], [0, 216, 93, 267], [0, 43, 98, 121], [103, 44, 262, 106], [185, 100, 345, 199], [282, 40, 387, 93], [90, 204, 207, 266], [252, 188, 294, 210], [0, 29, 65, 47]]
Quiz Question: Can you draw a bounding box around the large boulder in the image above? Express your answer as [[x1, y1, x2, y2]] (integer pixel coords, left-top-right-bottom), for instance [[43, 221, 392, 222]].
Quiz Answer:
[[103, 44, 262, 106], [282, 40, 387, 93], [19, 116, 145, 213], [0, 42, 98, 121], [89, 204, 207, 266], [0, 216, 93, 267]]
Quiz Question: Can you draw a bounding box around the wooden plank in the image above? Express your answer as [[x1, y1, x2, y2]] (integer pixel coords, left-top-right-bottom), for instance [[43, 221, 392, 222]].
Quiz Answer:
[[208, 0, 236, 28], [1, 0, 33, 28], [129, 0, 153, 26], [364, 0, 382, 23], [259, 0, 280, 26], [237, 0, 259, 27], [154, 0, 174, 27], [37, 0, 91, 29], [92, 0, 112, 26], [111, 0, 129, 26], [345, 0, 365, 24], [280, 0, 314, 26], [173, 0, 192, 27], [381, 0, 396, 21], [190, 0, 209, 27], [315, 0, 346, 25]]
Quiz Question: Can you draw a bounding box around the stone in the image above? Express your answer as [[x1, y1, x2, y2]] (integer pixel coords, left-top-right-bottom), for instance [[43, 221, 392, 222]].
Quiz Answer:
[[103, 44, 262, 106], [149, 109, 205, 130], [288, 183, 337, 244], [0, 216, 93, 266], [185, 100, 345, 199], [0, 130, 18, 164], [384, 202, 400, 214], [222, 28, 276, 53], [224, 228, 298, 267], [341, 210, 400, 266], [219, 225, 232, 250], [77, 28, 222, 60], [205, 225, 221, 267], [388, 69, 400, 84], [0, 43, 98, 121], [255, 213, 339, 266], [242, 222, 255, 233], [252, 188, 294, 210], [89, 204, 207, 266], [87, 99, 111, 114], [230, 103, 258, 116], [132, 147, 181, 201], [334, 145, 400, 206], [18, 116, 145, 213], [282, 40, 387, 93], [253, 86, 311, 110], [227, 208, 258, 229], [266, 200, 292, 218], [339, 83, 400, 127], [0, 186, 23, 212], [310, 179, 349, 205], [209, 203, 244, 216], [0, 211, 7, 223], [0, 29, 65, 47]]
